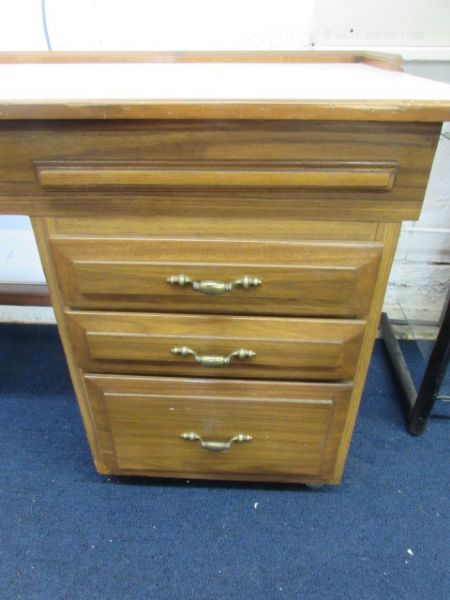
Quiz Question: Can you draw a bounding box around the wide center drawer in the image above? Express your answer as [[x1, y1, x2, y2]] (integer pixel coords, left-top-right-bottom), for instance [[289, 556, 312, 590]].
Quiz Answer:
[[52, 237, 382, 318], [0, 120, 441, 222], [67, 311, 365, 381], [85, 375, 353, 482]]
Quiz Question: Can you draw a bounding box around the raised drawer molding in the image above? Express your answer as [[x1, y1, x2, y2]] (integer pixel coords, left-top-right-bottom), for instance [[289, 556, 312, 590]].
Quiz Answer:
[[1, 51, 449, 486], [35, 160, 398, 190]]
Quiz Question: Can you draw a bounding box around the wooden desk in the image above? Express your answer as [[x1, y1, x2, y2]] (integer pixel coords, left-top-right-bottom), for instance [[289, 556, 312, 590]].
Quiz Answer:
[[1, 51, 449, 485]]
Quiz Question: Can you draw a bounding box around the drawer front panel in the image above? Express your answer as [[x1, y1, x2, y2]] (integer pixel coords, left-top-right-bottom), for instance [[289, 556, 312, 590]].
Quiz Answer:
[[67, 311, 365, 381], [0, 120, 441, 221], [52, 238, 382, 318], [85, 375, 353, 481]]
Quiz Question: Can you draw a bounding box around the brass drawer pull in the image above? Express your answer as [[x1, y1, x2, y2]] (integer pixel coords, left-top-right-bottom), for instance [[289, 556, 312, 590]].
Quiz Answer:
[[167, 274, 261, 295], [171, 346, 256, 367], [181, 431, 253, 452]]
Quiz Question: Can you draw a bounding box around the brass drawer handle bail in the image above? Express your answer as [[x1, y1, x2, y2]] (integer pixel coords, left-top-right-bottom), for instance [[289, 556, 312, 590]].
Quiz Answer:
[[181, 431, 253, 452], [171, 346, 256, 367], [167, 274, 261, 295]]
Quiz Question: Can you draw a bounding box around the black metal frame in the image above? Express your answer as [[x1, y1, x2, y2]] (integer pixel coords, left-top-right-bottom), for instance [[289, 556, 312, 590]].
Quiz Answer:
[[380, 291, 450, 436]]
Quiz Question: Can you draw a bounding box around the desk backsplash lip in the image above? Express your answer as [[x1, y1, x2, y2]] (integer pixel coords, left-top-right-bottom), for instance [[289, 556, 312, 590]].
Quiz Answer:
[[0, 50, 403, 69]]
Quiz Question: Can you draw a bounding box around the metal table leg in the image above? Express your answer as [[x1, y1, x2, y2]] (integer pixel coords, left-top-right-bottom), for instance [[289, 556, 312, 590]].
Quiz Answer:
[[380, 292, 450, 436]]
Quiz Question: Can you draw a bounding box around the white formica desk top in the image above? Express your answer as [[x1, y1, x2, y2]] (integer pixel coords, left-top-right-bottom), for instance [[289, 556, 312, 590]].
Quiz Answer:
[[0, 55, 449, 121]]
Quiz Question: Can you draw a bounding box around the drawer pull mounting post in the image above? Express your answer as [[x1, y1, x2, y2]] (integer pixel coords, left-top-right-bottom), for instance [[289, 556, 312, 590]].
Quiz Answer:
[[167, 274, 261, 295], [181, 432, 253, 452], [171, 346, 256, 367]]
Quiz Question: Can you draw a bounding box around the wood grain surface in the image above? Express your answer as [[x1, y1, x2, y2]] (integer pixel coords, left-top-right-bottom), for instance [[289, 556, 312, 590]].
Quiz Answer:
[[0, 120, 440, 221], [46, 216, 379, 240], [66, 311, 365, 381], [51, 237, 382, 318], [85, 374, 353, 482], [36, 160, 397, 190]]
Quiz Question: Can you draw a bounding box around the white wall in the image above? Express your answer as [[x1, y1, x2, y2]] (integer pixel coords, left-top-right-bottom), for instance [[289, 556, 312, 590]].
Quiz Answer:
[[0, 0, 449, 323], [312, 0, 450, 59]]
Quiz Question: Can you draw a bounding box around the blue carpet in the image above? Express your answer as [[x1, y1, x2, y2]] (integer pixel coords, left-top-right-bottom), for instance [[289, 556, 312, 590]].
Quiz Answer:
[[1, 324, 449, 600]]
